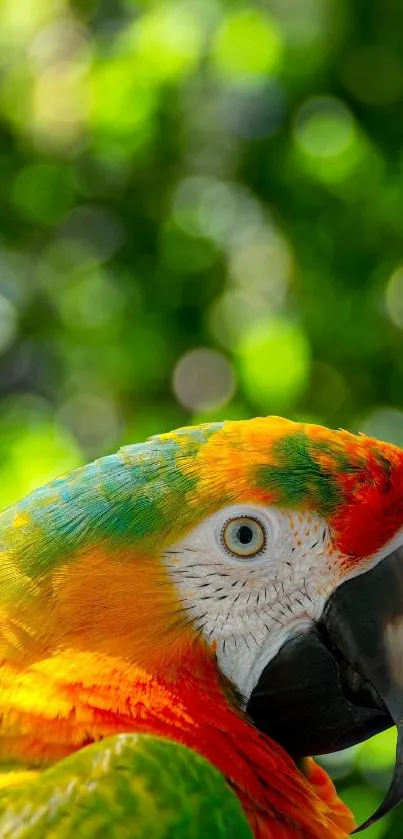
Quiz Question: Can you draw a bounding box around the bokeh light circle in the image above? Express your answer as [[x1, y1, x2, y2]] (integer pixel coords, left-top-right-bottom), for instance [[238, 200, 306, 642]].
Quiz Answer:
[[385, 265, 403, 330], [172, 348, 236, 412]]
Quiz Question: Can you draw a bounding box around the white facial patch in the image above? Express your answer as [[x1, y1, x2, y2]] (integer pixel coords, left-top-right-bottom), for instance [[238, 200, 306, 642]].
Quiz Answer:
[[163, 503, 345, 704]]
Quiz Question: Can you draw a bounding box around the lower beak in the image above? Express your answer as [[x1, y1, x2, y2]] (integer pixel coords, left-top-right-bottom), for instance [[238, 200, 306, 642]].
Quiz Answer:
[[247, 546, 403, 832]]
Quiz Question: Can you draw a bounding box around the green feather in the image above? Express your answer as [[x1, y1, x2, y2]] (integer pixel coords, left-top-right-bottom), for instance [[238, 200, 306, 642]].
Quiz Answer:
[[258, 431, 344, 515], [0, 734, 252, 839]]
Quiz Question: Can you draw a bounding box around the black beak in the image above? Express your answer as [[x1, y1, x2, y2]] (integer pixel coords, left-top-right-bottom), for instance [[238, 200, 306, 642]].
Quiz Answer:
[[247, 546, 403, 832]]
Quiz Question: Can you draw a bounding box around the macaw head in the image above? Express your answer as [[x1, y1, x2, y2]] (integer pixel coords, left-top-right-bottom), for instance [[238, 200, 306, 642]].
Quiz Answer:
[[3, 416, 403, 830]]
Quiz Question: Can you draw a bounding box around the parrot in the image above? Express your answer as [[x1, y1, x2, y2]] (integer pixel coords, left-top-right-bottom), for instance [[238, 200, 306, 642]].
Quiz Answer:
[[1, 415, 403, 838]]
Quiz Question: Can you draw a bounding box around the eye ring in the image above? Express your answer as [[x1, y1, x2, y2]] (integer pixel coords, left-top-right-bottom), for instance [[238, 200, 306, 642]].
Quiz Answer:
[[220, 515, 266, 560]]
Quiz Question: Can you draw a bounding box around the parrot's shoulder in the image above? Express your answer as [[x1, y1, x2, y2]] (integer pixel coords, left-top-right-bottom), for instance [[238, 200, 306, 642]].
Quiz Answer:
[[0, 733, 253, 839]]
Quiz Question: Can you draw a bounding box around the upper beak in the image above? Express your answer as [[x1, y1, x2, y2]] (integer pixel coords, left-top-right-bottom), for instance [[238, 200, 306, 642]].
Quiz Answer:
[[247, 545, 403, 833]]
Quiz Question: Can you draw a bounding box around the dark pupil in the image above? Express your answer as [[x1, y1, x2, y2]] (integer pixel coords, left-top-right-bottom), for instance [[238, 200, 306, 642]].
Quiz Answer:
[[237, 525, 253, 544]]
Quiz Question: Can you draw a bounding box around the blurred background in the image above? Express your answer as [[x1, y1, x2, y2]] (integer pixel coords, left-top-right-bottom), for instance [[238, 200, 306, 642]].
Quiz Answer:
[[0, 0, 403, 833]]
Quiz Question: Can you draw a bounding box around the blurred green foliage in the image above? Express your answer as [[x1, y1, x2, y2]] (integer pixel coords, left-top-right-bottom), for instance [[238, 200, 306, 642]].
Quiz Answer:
[[0, 0, 403, 833]]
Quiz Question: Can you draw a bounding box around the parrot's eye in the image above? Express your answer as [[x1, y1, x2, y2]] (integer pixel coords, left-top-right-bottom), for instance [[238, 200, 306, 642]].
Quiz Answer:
[[221, 516, 266, 559]]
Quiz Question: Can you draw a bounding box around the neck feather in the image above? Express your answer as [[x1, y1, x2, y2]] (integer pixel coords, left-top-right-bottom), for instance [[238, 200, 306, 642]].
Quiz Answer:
[[0, 644, 353, 839]]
